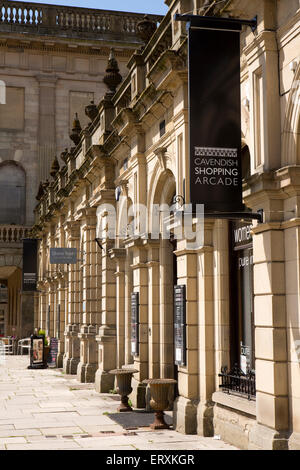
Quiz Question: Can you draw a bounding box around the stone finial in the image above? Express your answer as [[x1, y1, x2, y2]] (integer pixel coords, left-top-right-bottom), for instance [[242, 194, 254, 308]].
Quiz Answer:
[[85, 100, 98, 121], [103, 48, 122, 94], [69, 112, 82, 145], [60, 148, 69, 164], [36, 182, 45, 201], [50, 155, 60, 178], [136, 15, 157, 44]]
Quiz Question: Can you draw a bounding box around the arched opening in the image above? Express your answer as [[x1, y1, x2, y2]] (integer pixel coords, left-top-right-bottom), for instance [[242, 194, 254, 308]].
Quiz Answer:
[[0, 161, 26, 225]]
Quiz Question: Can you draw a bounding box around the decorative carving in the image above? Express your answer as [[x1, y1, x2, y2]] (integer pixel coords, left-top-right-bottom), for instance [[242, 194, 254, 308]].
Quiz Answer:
[[103, 48, 123, 95], [50, 155, 60, 178], [85, 100, 98, 121], [136, 15, 157, 44], [69, 113, 82, 145], [154, 147, 168, 171]]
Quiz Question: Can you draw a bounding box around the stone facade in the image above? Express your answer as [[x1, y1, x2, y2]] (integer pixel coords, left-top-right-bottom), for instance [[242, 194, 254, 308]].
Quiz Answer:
[[33, 0, 300, 450], [0, 1, 161, 338]]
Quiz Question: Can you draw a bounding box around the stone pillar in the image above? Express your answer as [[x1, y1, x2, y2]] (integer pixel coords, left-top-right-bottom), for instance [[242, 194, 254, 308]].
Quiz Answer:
[[196, 220, 215, 437], [95, 238, 117, 392], [249, 222, 288, 450], [146, 241, 160, 379], [77, 208, 99, 383], [160, 239, 174, 379], [174, 242, 199, 435], [63, 221, 80, 374], [56, 276, 66, 368], [124, 251, 133, 366], [130, 244, 148, 408], [109, 248, 126, 369], [36, 75, 57, 182]]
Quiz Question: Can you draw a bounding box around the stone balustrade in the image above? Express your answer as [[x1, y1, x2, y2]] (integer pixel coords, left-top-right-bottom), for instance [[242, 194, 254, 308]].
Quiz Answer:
[[0, 225, 31, 243], [0, 1, 162, 37]]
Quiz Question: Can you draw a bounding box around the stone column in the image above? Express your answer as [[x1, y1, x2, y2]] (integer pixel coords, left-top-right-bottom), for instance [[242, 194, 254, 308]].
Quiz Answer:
[[173, 239, 199, 435], [56, 276, 66, 368], [95, 238, 117, 392], [124, 251, 133, 366], [36, 75, 57, 182], [146, 241, 160, 379], [196, 221, 215, 437], [63, 221, 81, 374], [109, 248, 126, 369], [77, 208, 99, 383], [160, 239, 174, 379], [249, 222, 288, 450], [130, 243, 148, 408]]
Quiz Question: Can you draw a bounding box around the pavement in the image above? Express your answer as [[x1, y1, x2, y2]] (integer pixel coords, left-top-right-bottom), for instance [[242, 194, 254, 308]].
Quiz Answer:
[[0, 356, 238, 450]]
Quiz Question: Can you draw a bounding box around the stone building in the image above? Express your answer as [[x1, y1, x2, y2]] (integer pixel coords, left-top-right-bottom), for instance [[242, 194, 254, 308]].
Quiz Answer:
[[33, 0, 300, 450], [0, 1, 160, 338]]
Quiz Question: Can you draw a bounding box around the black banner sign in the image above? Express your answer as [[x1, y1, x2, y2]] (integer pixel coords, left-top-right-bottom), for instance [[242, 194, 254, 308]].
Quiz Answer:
[[174, 285, 186, 366], [131, 292, 139, 357], [22, 239, 37, 291], [189, 23, 243, 213]]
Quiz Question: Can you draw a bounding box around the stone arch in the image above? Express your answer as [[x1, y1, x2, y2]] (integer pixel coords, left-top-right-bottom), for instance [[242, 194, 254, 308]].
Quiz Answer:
[[282, 63, 300, 165], [0, 160, 26, 225], [148, 161, 176, 235]]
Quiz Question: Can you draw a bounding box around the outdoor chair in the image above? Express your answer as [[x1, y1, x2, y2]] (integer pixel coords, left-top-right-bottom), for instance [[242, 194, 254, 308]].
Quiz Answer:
[[17, 338, 31, 355]]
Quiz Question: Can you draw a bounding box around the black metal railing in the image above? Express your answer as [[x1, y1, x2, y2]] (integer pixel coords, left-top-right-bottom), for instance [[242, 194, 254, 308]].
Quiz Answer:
[[219, 365, 256, 400]]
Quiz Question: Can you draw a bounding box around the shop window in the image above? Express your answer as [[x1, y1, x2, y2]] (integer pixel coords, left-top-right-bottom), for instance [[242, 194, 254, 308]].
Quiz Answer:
[[219, 221, 256, 400]]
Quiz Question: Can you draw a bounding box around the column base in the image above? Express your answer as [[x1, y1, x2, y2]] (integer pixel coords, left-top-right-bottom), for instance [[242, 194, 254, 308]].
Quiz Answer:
[[95, 369, 114, 393], [249, 424, 289, 450], [77, 362, 97, 383], [130, 378, 147, 409], [197, 401, 214, 437], [69, 357, 80, 375], [173, 396, 198, 435], [56, 353, 64, 369], [63, 356, 71, 374]]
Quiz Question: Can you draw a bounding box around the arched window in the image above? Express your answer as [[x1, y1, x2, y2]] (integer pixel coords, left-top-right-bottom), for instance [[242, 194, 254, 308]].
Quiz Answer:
[[0, 161, 26, 225]]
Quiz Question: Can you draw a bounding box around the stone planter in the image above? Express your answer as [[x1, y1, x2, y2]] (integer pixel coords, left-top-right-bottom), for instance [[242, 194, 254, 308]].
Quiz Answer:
[[109, 369, 138, 412], [143, 379, 177, 429]]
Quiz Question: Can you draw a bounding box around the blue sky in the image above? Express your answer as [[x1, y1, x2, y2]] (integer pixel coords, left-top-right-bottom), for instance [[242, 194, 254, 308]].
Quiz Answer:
[[22, 0, 168, 15]]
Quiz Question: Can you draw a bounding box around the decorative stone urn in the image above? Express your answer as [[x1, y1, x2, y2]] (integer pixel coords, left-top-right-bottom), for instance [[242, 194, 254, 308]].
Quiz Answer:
[[136, 15, 157, 44], [85, 100, 98, 121], [69, 112, 82, 145], [143, 379, 177, 429], [109, 369, 138, 412]]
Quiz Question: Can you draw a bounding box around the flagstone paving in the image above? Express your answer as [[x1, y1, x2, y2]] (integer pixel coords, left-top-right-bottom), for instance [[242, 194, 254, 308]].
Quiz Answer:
[[0, 356, 238, 450]]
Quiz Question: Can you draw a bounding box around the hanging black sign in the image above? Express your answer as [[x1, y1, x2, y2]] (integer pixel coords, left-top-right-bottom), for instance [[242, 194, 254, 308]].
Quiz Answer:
[[131, 292, 139, 357], [174, 285, 186, 366], [188, 20, 243, 213], [22, 239, 38, 291]]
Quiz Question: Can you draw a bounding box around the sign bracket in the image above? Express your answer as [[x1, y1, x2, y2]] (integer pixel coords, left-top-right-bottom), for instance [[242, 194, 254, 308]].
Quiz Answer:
[[174, 14, 258, 32]]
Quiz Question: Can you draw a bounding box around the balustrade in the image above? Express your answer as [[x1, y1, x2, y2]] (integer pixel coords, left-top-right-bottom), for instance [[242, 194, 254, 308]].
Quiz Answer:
[[0, 225, 31, 243]]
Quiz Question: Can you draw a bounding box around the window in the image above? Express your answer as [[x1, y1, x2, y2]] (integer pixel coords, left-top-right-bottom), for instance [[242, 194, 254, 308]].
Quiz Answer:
[[230, 221, 255, 374], [0, 162, 26, 225], [159, 120, 166, 137]]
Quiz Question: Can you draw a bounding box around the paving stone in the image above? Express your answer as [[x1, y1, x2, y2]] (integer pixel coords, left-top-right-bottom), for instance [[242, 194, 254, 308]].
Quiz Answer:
[[40, 426, 83, 435]]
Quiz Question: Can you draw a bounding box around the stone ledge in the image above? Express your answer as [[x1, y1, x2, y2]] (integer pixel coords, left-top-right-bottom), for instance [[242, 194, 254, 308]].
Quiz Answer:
[[212, 391, 256, 417]]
